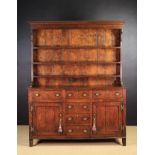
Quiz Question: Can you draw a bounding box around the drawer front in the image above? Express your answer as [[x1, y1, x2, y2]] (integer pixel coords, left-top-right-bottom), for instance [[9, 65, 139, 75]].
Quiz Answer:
[[65, 90, 90, 99], [93, 89, 123, 99], [65, 114, 91, 125], [31, 90, 63, 102], [66, 126, 90, 137], [65, 103, 91, 113]]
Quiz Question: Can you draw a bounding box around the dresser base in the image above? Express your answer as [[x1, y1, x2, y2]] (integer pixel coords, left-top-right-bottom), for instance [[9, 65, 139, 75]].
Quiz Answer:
[[29, 137, 126, 147], [28, 87, 126, 147]]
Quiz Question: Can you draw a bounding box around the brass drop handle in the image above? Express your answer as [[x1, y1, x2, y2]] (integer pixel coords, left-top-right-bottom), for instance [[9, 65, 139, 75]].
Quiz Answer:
[[92, 114, 97, 132], [55, 93, 60, 97], [68, 93, 73, 97], [68, 105, 72, 109], [35, 93, 39, 97], [83, 105, 88, 109], [68, 129, 73, 133], [115, 92, 120, 96], [58, 113, 63, 133], [83, 93, 87, 97], [83, 129, 88, 133]]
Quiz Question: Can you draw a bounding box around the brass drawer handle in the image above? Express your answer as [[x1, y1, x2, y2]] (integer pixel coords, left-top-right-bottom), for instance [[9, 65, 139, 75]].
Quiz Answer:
[[83, 93, 87, 97], [115, 92, 120, 96], [67, 117, 72, 121], [68, 105, 72, 109], [83, 129, 88, 133], [68, 93, 73, 97], [83, 105, 88, 109], [55, 93, 60, 97], [95, 93, 100, 96], [83, 117, 88, 121], [35, 93, 39, 97], [68, 129, 73, 133]]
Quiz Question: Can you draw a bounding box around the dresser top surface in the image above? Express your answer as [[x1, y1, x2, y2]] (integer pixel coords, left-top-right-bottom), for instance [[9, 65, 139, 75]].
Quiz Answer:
[[29, 21, 124, 29]]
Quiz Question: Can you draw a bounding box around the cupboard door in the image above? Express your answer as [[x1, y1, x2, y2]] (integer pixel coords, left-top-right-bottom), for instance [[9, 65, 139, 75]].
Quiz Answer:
[[33, 103, 63, 135], [92, 102, 122, 136]]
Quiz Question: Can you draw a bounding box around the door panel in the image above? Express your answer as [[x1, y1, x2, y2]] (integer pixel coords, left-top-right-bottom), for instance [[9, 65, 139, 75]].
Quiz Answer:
[[93, 102, 121, 136], [106, 106, 119, 131], [33, 104, 62, 135]]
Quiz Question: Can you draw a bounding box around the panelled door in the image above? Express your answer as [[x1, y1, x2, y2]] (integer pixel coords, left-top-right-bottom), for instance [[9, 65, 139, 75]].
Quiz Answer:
[[92, 102, 122, 136], [32, 103, 63, 136]]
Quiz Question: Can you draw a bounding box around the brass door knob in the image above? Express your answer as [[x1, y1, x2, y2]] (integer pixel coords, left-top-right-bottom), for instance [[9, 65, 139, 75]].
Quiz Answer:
[[68, 129, 73, 133], [35, 93, 39, 97], [83, 105, 88, 109], [83, 93, 87, 97], [83, 129, 88, 133], [68, 117, 72, 121], [68, 93, 72, 97], [95, 93, 100, 96], [115, 92, 120, 96], [68, 105, 72, 109], [55, 93, 60, 97], [83, 117, 88, 121]]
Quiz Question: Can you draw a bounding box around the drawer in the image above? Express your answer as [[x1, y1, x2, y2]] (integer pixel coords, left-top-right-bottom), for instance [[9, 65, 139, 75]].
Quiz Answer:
[[66, 126, 90, 137], [65, 114, 91, 125], [31, 90, 63, 102], [93, 89, 123, 99], [65, 103, 91, 113], [65, 90, 90, 99]]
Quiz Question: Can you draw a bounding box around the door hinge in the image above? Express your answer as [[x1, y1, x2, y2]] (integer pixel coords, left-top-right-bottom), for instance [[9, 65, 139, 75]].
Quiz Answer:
[[121, 104, 124, 111], [30, 105, 34, 112], [121, 125, 124, 131], [30, 126, 34, 132]]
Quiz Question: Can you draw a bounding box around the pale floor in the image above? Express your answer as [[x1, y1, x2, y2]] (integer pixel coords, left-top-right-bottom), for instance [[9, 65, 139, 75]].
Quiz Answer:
[[17, 126, 137, 155]]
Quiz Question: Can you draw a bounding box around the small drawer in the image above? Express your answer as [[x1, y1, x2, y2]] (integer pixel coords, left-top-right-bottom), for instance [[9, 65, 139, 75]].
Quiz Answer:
[[65, 114, 90, 125], [31, 90, 62, 102], [66, 126, 90, 136], [65, 103, 91, 113], [65, 90, 90, 99], [93, 89, 123, 99]]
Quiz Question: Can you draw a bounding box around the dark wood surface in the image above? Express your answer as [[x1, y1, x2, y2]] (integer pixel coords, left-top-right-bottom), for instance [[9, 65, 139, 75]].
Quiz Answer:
[[28, 21, 126, 146]]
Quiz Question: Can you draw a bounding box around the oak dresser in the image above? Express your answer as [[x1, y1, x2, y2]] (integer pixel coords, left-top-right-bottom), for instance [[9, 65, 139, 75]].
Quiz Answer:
[[28, 21, 126, 146]]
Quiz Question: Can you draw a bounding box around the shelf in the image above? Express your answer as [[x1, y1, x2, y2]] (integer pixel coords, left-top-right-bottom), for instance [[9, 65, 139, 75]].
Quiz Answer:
[[33, 61, 121, 65], [30, 85, 123, 90], [33, 46, 121, 50], [33, 75, 120, 78]]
